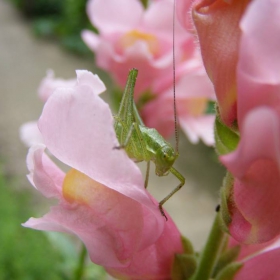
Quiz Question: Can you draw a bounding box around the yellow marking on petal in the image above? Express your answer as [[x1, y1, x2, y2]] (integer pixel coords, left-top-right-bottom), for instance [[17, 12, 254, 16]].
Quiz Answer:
[[120, 30, 159, 54], [186, 97, 208, 117], [63, 168, 104, 205]]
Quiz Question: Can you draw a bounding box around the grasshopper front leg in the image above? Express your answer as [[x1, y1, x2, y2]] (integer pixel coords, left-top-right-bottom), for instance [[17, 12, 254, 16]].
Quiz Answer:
[[159, 167, 185, 220]]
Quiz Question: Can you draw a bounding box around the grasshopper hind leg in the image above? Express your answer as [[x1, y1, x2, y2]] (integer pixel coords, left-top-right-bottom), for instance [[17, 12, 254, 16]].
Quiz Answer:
[[159, 167, 185, 221]]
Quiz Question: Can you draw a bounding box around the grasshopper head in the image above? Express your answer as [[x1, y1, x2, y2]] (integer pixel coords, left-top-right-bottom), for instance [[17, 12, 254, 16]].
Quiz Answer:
[[155, 144, 177, 176]]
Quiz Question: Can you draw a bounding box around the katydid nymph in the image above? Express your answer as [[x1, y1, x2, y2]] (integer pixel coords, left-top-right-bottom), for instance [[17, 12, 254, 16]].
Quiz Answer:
[[114, 68, 185, 220]]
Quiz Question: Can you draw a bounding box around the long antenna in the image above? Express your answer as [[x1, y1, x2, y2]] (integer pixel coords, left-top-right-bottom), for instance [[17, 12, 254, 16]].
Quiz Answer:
[[173, 0, 179, 155]]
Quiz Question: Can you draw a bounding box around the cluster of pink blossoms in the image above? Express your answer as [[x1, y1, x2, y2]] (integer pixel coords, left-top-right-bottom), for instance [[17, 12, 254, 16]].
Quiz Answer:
[[186, 0, 280, 277], [82, 0, 216, 145], [21, 0, 280, 279]]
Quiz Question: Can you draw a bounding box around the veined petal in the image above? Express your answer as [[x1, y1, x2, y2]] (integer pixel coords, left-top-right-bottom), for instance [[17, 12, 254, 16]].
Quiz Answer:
[[221, 108, 280, 243], [237, 0, 280, 127], [234, 248, 280, 280], [107, 210, 183, 279], [26, 144, 64, 198], [192, 0, 250, 126]]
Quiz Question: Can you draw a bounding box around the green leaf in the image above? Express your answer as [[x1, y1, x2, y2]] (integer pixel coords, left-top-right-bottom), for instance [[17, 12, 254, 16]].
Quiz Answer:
[[172, 254, 197, 280], [181, 235, 195, 255], [214, 116, 239, 155], [219, 172, 234, 231], [215, 262, 243, 280], [213, 245, 241, 277]]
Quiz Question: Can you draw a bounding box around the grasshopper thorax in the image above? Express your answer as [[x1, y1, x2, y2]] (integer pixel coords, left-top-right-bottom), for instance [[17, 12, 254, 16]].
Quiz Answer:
[[154, 144, 178, 176]]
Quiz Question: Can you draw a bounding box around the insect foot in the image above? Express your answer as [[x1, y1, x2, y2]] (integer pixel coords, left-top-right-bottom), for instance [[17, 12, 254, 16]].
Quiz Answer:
[[113, 144, 125, 150], [159, 204, 168, 221]]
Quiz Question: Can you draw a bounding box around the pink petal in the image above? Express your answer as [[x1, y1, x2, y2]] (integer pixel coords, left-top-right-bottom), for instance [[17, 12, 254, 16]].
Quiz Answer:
[[221, 108, 280, 243], [237, 0, 280, 126], [109, 42, 165, 96], [107, 211, 183, 279], [180, 115, 215, 146], [81, 30, 100, 51], [19, 121, 43, 147], [228, 235, 280, 261], [38, 72, 164, 236], [38, 70, 76, 102], [142, 71, 215, 144], [87, 0, 143, 33], [143, 0, 186, 40], [192, 0, 250, 126], [26, 145, 64, 198], [23, 186, 145, 267], [76, 70, 106, 95], [176, 0, 195, 31], [234, 248, 280, 280]]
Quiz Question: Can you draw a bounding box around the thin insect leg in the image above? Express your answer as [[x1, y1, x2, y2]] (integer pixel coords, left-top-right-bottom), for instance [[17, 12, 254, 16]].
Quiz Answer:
[[159, 167, 185, 220], [144, 161, 150, 189]]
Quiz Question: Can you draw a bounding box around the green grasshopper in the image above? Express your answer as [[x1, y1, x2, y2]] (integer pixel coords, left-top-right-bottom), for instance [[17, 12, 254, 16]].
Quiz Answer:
[[114, 68, 185, 220]]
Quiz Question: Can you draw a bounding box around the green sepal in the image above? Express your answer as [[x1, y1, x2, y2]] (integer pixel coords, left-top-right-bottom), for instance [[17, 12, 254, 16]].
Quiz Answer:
[[214, 113, 239, 156], [181, 235, 195, 255], [171, 254, 197, 280], [171, 236, 197, 280], [219, 172, 234, 232], [213, 245, 241, 277], [215, 262, 243, 280]]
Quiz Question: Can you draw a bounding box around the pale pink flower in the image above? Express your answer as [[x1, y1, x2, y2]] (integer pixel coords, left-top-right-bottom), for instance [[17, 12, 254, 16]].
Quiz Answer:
[[142, 68, 215, 145], [23, 70, 183, 279], [82, 0, 195, 98], [82, 0, 216, 145]]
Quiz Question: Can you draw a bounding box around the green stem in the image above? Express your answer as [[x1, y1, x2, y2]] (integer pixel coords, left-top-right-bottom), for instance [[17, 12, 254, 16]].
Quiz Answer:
[[140, 0, 148, 9], [73, 244, 87, 280], [191, 213, 227, 280]]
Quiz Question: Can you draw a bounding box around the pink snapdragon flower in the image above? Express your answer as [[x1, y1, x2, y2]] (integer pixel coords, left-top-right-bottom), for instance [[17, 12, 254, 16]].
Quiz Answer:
[[82, 0, 216, 145], [82, 0, 190, 97], [220, 0, 280, 244], [23, 70, 183, 279], [188, 0, 280, 244], [142, 67, 215, 145]]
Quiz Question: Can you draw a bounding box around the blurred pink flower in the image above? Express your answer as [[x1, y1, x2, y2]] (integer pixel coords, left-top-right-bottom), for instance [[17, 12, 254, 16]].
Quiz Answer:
[[23, 70, 183, 279], [142, 68, 215, 145], [82, 0, 216, 145], [82, 0, 191, 97]]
